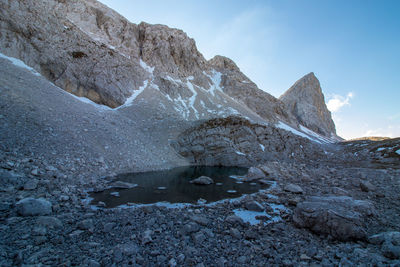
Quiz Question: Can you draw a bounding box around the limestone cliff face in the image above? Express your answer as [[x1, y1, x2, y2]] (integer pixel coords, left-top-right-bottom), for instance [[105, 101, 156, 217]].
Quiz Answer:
[[0, 0, 338, 139], [0, 0, 148, 108], [172, 116, 327, 166], [208, 55, 295, 124], [280, 73, 336, 136], [138, 22, 207, 77]]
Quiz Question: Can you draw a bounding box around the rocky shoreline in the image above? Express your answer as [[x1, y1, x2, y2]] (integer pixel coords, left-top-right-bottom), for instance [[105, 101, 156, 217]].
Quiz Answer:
[[1, 158, 400, 266]]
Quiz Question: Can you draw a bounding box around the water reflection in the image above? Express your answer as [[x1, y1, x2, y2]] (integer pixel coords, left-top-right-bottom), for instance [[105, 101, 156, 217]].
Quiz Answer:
[[90, 166, 270, 207]]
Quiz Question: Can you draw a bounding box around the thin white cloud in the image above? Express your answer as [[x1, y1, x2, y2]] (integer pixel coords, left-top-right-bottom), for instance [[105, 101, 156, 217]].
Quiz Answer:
[[362, 125, 400, 138], [363, 129, 393, 138], [327, 92, 354, 112]]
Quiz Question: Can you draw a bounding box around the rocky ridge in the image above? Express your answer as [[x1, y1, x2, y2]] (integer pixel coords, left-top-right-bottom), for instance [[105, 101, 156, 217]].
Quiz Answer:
[[280, 72, 336, 137], [0, 0, 337, 138], [1, 0, 400, 266]]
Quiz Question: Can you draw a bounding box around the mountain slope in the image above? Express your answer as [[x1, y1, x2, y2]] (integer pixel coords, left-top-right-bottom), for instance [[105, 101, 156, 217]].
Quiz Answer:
[[0, 0, 337, 140]]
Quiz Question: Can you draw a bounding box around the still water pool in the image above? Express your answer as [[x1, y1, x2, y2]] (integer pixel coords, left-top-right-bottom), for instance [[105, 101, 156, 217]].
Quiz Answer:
[[90, 166, 270, 207]]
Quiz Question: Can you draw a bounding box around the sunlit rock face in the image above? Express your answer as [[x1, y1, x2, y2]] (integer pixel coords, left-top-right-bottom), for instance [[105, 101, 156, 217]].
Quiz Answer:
[[280, 72, 337, 137], [0, 0, 337, 139]]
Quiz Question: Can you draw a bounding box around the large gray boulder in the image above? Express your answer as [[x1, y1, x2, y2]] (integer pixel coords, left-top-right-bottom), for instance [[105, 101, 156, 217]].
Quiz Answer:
[[16, 198, 52, 216], [244, 167, 266, 181], [293, 196, 375, 241], [244, 200, 265, 212], [369, 232, 400, 259], [284, 183, 304, 194]]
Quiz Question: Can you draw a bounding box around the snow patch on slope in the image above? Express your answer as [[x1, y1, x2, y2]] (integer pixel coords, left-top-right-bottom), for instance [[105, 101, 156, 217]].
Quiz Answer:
[[140, 59, 155, 74], [276, 121, 338, 144], [186, 79, 199, 119], [276, 121, 320, 143], [69, 94, 112, 111], [0, 53, 40, 76], [233, 209, 267, 225], [205, 70, 223, 96], [299, 125, 335, 144], [116, 80, 149, 110]]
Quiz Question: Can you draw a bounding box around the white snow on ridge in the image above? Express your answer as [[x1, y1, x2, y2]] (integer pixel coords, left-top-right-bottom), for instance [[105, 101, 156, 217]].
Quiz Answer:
[[116, 80, 149, 110], [1, 53, 113, 110], [205, 70, 223, 96], [299, 125, 334, 144], [140, 59, 154, 74], [276, 121, 321, 143], [69, 94, 112, 111], [0, 53, 40, 76], [165, 75, 181, 85], [186, 79, 199, 119]]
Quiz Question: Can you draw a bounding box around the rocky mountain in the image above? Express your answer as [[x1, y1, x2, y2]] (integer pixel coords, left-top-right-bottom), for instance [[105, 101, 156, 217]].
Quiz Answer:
[[280, 72, 336, 137], [2, 1, 400, 266], [0, 0, 337, 140]]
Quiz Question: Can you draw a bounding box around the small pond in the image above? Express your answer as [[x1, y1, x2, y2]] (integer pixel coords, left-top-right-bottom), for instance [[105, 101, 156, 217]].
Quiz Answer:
[[89, 166, 271, 207]]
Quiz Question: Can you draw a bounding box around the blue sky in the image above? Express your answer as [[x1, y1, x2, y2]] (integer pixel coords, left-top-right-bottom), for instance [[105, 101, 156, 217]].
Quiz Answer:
[[98, 0, 400, 139]]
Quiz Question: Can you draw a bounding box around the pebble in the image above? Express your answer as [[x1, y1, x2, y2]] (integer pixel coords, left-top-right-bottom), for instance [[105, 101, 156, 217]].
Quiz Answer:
[[23, 179, 38, 190], [142, 229, 153, 245], [77, 219, 94, 230], [230, 228, 242, 239], [31, 169, 40, 176]]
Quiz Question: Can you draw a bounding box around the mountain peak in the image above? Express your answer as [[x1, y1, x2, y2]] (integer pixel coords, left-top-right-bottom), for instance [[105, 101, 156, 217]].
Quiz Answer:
[[280, 73, 337, 137], [208, 55, 240, 72]]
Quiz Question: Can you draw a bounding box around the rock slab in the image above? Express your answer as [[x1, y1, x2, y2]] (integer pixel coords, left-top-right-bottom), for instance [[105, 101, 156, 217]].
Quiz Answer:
[[293, 196, 375, 241], [16, 198, 52, 216], [369, 232, 400, 259], [244, 167, 266, 181]]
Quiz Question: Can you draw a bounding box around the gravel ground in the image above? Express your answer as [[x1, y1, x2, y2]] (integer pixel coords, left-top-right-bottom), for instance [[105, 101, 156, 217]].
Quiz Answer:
[[1, 57, 400, 266]]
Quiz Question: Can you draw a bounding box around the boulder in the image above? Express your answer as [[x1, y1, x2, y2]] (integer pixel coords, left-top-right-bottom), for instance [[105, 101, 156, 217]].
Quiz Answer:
[[141, 229, 153, 245], [77, 219, 94, 230], [359, 180, 376, 192], [16, 198, 52, 216], [369, 232, 400, 259], [258, 165, 278, 177], [244, 201, 265, 212], [225, 215, 245, 225], [284, 184, 304, 194], [190, 215, 209, 226], [190, 176, 213, 185], [244, 167, 266, 181], [36, 216, 63, 229], [23, 179, 38, 190], [293, 196, 375, 241]]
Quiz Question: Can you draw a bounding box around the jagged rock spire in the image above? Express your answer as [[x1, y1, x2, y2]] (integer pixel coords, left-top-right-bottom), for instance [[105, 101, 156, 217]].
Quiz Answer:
[[280, 72, 336, 136]]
